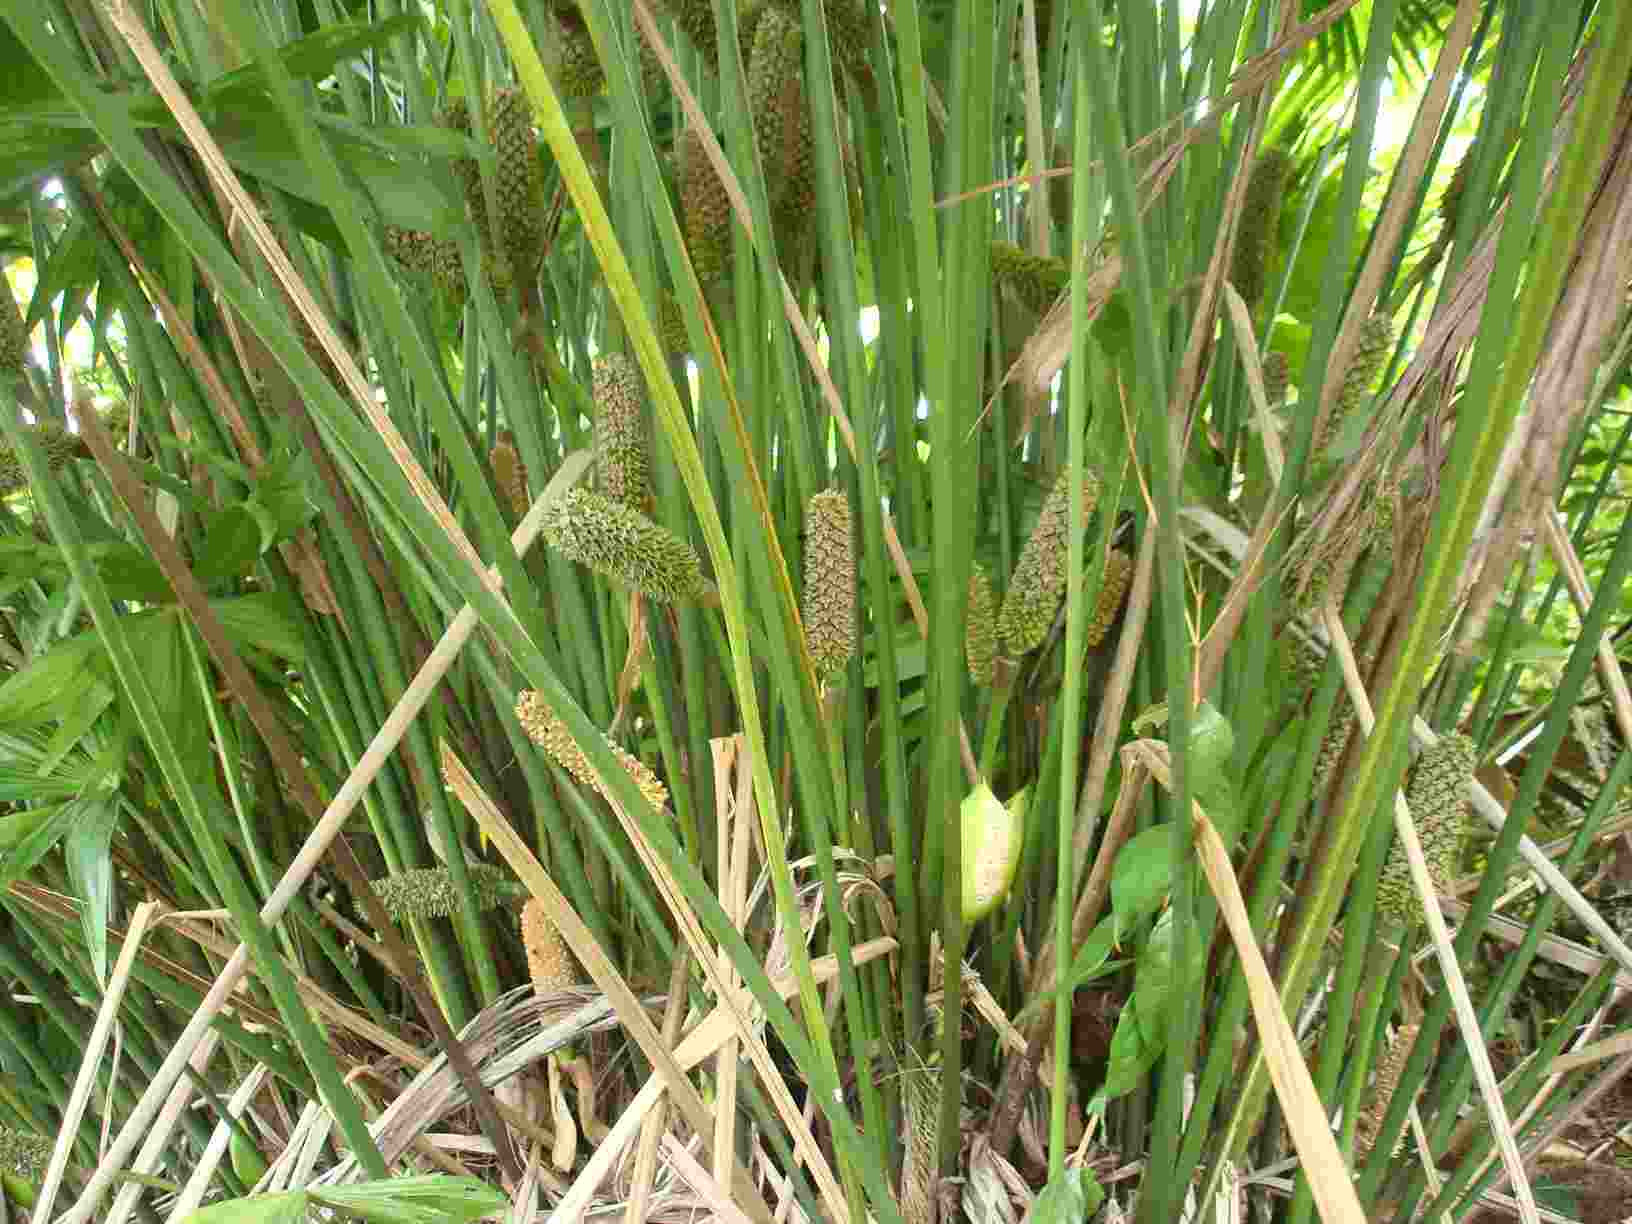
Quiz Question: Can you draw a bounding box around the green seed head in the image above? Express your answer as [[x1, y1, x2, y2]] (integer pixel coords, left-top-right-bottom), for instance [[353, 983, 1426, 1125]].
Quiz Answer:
[[486, 87, 545, 287], [1317, 313, 1395, 457], [657, 292, 690, 356], [1262, 350, 1291, 410], [657, 0, 719, 68], [990, 240, 1070, 315], [769, 0, 870, 82], [1311, 705, 1356, 798], [515, 689, 670, 812], [0, 285, 26, 375], [748, 6, 805, 215], [0, 1127, 49, 1182], [0, 423, 86, 494], [1084, 548, 1134, 649], [553, 19, 606, 97], [1438, 152, 1472, 234], [998, 467, 1101, 656], [542, 487, 707, 604], [1355, 1022, 1419, 1161], [1377, 734, 1476, 929], [370, 864, 511, 922], [1231, 149, 1292, 313], [681, 128, 733, 284], [965, 563, 997, 686], [802, 490, 857, 678], [382, 226, 436, 276], [593, 354, 651, 511]]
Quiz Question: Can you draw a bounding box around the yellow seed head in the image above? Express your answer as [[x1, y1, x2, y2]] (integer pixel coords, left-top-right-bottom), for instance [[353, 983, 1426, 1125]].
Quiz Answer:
[[1231, 149, 1292, 313], [541, 488, 707, 603], [1084, 548, 1133, 649], [521, 897, 578, 992], [515, 690, 670, 812], [593, 354, 650, 511], [802, 490, 857, 678], [990, 240, 1070, 315], [998, 467, 1101, 656], [490, 432, 529, 517], [965, 563, 997, 686], [370, 864, 511, 922]]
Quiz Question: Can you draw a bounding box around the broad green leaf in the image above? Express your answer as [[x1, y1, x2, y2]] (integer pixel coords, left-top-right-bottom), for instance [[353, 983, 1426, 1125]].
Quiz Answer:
[[310, 1175, 509, 1223], [0, 801, 83, 889], [1280, 172, 1367, 326], [0, 103, 102, 198], [65, 797, 118, 983], [1023, 1166, 1105, 1224], [1095, 1002, 1160, 1106], [90, 542, 177, 604], [1132, 909, 1204, 1043], [1013, 916, 1127, 1025], [0, 634, 106, 727], [180, 1190, 308, 1224], [213, 594, 306, 663], [1110, 825, 1172, 937], [1185, 701, 1242, 845], [194, 507, 267, 588], [213, 109, 461, 237], [203, 16, 423, 104]]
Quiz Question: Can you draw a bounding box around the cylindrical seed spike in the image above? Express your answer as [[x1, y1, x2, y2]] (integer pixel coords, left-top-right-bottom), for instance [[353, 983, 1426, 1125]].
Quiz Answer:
[[593, 354, 650, 511], [515, 690, 670, 812], [802, 489, 857, 678], [541, 488, 707, 604]]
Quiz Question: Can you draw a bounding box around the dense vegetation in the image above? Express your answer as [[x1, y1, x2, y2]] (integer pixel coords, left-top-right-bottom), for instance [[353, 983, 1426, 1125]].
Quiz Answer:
[[1, 1, 1630, 1222]]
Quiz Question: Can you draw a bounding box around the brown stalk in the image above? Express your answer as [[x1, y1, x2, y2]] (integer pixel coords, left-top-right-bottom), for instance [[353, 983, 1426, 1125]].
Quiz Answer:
[[73, 406, 522, 1183]]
